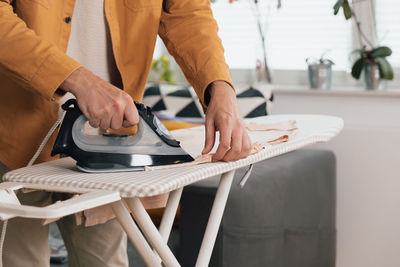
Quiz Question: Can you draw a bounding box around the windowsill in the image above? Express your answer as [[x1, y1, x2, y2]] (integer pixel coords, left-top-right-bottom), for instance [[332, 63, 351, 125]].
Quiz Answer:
[[272, 85, 400, 98]]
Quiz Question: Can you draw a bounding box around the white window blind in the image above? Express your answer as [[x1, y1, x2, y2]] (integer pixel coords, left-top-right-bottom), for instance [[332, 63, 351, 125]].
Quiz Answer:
[[376, 0, 400, 68], [211, 0, 352, 71]]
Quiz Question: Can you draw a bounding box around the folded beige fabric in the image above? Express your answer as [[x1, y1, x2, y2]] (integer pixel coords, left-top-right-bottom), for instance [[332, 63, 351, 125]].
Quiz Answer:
[[245, 120, 297, 131], [75, 193, 169, 227], [75, 120, 298, 226]]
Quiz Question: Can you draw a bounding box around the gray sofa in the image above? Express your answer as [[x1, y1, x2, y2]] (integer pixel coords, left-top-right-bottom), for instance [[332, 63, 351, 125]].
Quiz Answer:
[[179, 149, 336, 267]]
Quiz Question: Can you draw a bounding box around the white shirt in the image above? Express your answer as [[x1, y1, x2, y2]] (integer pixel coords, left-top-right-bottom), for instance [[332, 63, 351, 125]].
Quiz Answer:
[[66, 0, 119, 84]]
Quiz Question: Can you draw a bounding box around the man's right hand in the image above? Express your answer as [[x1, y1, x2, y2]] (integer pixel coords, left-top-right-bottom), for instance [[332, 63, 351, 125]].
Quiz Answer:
[[60, 67, 139, 130]]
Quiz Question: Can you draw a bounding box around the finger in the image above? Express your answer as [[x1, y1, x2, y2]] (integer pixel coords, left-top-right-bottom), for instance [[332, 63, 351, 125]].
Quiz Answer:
[[99, 113, 111, 130], [85, 108, 100, 128], [222, 128, 243, 162], [88, 119, 100, 128], [202, 119, 215, 154], [110, 104, 124, 130], [84, 100, 105, 129], [122, 120, 134, 128], [110, 114, 123, 130], [238, 131, 252, 159], [212, 126, 232, 162], [123, 97, 139, 126]]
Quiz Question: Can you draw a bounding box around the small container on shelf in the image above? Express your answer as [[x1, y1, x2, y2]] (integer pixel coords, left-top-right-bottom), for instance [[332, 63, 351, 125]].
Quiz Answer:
[[306, 56, 334, 90]]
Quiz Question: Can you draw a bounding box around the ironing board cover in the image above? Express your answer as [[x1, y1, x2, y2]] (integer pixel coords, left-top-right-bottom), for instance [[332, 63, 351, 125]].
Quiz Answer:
[[3, 115, 343, 197]]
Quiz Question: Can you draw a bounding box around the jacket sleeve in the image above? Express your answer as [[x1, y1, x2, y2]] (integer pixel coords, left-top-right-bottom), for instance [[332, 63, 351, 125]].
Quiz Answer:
[[159, 0, 234, 108], [0, 1, 81, 101]]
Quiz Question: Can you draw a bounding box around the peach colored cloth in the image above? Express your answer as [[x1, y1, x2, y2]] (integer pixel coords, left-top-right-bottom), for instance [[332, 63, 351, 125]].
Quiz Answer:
[[75, 193, 169, 227], [245, 120, 297, 131]]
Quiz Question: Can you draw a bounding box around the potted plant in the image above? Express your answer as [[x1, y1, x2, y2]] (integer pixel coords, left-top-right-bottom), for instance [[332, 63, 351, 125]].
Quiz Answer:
[[333, 0, 394, 90], [306, 53, 335, 90], [350, 46, 393, 90], [150, 54, 175, 84]]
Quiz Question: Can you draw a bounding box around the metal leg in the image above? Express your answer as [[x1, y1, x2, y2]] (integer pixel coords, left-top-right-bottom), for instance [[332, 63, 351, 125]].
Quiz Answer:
[[111, 201, 162, 267], [159, 188, 183, 241], [195, 170, 236, 267], [125, 197, 181, 267], [154, 188, 183, 263], [115, 171, 235, 267]]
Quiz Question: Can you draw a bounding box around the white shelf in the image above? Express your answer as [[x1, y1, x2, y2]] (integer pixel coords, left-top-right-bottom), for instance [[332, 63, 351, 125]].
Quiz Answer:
[[272, 85, 400, 98]]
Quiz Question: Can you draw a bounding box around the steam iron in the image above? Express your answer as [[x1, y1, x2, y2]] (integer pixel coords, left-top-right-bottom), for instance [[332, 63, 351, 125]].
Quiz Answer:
[[51, 99, 194, 173]]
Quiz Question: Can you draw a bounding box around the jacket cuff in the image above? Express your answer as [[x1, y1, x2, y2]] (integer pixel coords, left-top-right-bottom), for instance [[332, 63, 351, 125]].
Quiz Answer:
[[30, 51, 81, 101], [192, 61, 234, 109]]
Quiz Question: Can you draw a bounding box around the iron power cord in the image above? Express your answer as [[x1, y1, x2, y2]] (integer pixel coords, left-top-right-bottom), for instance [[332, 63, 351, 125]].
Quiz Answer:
[[0, 108, 66, 267]]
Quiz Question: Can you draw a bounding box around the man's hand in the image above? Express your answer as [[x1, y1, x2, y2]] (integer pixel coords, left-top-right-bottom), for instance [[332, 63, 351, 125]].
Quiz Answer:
[[60, 67, 139, 130], [202, 81, 252, 162]]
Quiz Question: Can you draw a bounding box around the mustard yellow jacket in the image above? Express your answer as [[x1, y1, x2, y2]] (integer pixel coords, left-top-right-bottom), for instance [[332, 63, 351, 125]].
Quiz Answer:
[[0, 0, 232, 169]]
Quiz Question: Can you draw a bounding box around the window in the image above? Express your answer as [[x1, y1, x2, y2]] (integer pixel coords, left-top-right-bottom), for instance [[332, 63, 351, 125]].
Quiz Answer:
[[376, 0, 400, 68], [209, 0, 400, 87], [211, 0, 351, 71], [154, 0, 400, 88]]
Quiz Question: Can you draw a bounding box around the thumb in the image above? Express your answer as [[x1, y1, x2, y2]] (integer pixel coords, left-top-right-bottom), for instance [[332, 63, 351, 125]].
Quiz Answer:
[[202, 120, 215, 154]]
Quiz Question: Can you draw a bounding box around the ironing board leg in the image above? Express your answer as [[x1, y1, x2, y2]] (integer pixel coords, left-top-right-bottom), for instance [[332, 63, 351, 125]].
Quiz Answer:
[[111, 201, 162, 267], [153, 188, 183, 262], [125, 197, 181, 267], [159, 187, 183, 241], [195, 170, 236, 267]]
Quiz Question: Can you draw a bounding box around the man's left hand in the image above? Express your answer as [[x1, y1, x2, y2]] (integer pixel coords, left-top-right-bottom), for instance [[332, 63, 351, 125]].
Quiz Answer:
[[202, 81, 252, 162]]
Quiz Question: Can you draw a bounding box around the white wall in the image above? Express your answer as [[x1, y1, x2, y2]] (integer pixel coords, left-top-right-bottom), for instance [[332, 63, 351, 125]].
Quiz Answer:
[[272, 89, 400, 267]]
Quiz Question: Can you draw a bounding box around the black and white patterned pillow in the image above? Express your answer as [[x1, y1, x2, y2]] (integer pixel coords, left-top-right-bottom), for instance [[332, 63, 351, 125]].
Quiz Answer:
[[142, 83, 273, 119], [236, 85, 274, 117], [142, 84, 204, 118]]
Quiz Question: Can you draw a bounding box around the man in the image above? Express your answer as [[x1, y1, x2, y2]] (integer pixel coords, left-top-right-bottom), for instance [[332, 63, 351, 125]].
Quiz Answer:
[[0, 0, 251, 266]]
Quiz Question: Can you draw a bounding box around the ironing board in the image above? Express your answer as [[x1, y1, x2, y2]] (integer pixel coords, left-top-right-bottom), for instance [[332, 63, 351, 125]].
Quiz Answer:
[[1, 114, 343, 267]]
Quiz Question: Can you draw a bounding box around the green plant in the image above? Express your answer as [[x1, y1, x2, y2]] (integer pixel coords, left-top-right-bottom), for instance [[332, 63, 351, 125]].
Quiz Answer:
[[333, 0, 394, 80], [151, 54, 175, 84], [351, 46, 393, 80]]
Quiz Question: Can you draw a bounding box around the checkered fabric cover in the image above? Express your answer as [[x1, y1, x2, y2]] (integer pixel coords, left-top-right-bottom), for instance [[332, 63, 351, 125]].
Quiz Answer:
[[142, 83, 274, 119], [3, 115, 343, 198]]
